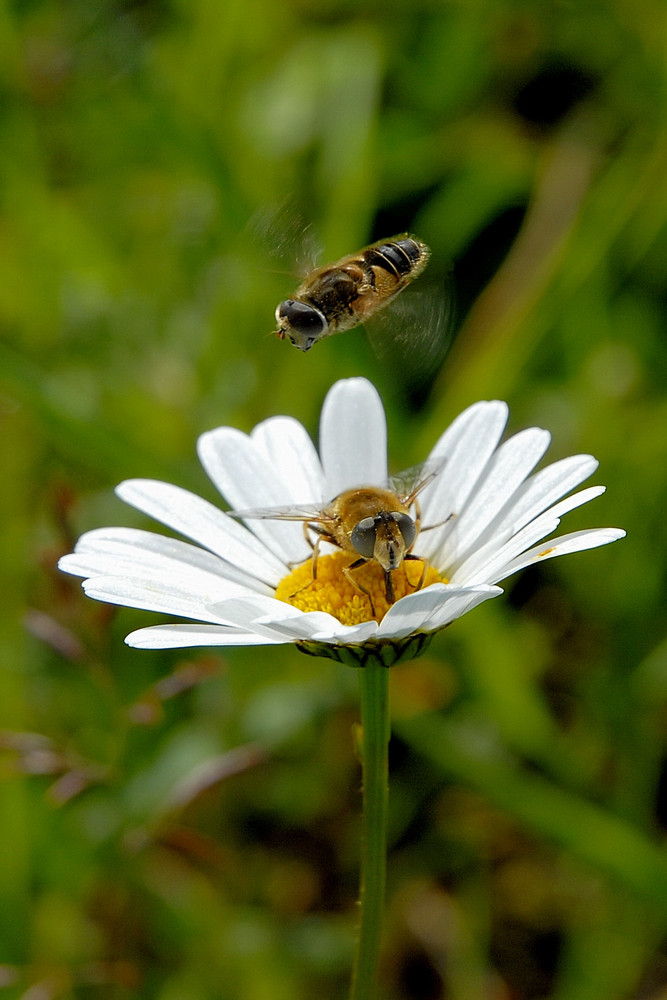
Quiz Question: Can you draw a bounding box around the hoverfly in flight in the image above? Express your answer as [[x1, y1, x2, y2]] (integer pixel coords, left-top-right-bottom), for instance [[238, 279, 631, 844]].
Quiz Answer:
[[273, 234, 431, 352]]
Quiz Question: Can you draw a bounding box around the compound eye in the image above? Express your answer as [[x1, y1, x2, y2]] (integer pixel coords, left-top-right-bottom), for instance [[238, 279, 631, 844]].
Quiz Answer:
[[278, 300, 326, 336], [350, 516, 378, 558], [392, 512, 416, 548]]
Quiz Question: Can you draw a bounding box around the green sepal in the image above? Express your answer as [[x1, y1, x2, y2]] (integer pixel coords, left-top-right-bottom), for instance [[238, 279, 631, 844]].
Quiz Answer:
[[296, 632, 433, 668]]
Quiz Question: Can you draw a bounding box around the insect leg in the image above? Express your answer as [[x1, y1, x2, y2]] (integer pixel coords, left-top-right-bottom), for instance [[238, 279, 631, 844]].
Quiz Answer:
[[285, 522, 316, 570], [403, 498, 428, 592], [404, 553, 427, 592], [310, 533, 322, 581], [419, 511, 456, 533], [287, 534, 321, 599], [342, 558, 377, 618], [408, 498, 422, 553], [288, 530, 337, 599]]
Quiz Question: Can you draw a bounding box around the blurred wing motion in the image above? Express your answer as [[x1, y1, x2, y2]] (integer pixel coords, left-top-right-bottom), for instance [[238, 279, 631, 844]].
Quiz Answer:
[[365, 258, 455, 394], [273, 234, 431, 352], [249, 199, 322, 277]]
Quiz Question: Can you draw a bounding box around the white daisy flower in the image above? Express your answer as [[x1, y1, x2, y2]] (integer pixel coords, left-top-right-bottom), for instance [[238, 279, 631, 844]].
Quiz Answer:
[[59, 378, 625, 667]]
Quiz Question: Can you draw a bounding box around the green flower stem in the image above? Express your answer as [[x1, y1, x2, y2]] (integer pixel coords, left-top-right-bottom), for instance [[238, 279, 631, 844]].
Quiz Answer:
[[350, 661, 391, 1000]]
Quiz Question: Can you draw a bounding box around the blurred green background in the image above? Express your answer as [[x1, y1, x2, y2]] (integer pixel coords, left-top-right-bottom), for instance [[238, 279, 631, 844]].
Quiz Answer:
[[1, 0, 666, 997]]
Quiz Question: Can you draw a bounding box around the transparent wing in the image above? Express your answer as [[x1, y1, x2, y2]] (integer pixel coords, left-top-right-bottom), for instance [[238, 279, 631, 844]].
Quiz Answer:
[[227, 502, 331, 524], [387, 457, 447, 505]]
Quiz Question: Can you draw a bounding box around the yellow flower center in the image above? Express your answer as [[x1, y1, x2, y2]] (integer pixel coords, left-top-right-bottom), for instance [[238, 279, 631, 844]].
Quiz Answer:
[[275, 550, 446, 626]]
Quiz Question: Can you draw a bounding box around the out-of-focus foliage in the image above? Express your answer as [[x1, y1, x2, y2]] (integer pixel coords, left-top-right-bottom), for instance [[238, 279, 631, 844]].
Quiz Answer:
[[1, 0, 665, 997]]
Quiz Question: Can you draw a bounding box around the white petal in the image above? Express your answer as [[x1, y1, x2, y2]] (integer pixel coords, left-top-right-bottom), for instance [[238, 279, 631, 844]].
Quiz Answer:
[[208, 594, 378, 644], [319, 378, 387, 497], [376, 584, 502, 639], [419, 401, 509, 557], [116, 479, 287, 584], [310, 621, 380, 644], [450, 518, 557, 584], [58, 527, 272, 595], [451, 486, 606, 583], [490, 527, 626, 581], [251, 416, 325, 502], [488, 454, 599, 538], [82, 574, 239, 623], [126, 624, 288, 648], [433, 427, 552, 569], [196, 428, 312, 563], [212, 594, 328, 639], [422, 585, 503, 631]]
